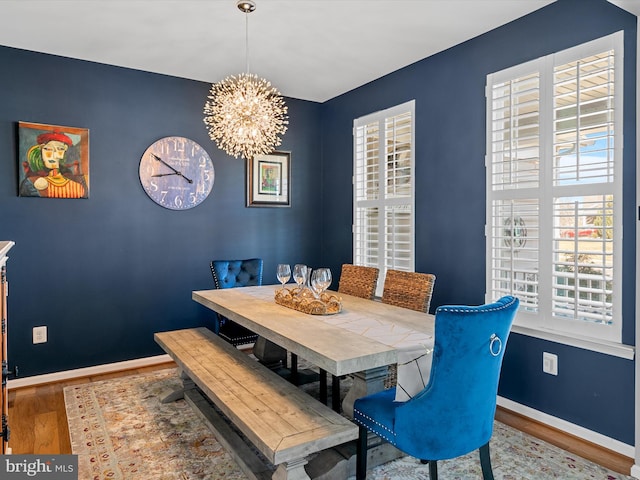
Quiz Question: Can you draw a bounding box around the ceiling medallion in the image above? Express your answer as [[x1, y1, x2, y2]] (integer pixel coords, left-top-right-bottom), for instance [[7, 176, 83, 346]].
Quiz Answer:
[[203, 0, 288, 160]]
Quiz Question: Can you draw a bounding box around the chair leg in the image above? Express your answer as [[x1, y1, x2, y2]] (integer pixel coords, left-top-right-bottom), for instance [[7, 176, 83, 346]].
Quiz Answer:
[[290, 353, 298, 384], [356, 425, 368, 480], [428, 460, 438, 480], [213, 314, 222, 335], [332, 375, 341, 412], [319, 370, 328, 405], [479, 442, 494, 480]]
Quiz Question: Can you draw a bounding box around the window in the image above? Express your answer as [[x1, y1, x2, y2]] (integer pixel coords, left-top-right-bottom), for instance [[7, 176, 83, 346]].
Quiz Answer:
[[486, 32, 623, 343], [353, 101, 415, 295]]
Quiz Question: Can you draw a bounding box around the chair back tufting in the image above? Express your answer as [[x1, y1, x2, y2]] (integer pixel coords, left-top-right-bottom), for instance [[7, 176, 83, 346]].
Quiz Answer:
[[208, 258, 263, 346], [210, 258, 263, 289]]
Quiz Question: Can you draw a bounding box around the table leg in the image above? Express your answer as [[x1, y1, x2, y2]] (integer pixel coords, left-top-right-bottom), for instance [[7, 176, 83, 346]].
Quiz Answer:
[[307, 366, 402, 480], [342, 366, 387, 418]]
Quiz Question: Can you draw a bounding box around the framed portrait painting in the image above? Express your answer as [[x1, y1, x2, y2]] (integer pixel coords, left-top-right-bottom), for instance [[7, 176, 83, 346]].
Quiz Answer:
[[247, 151, 290, 207], [17, 121, 90, 199]]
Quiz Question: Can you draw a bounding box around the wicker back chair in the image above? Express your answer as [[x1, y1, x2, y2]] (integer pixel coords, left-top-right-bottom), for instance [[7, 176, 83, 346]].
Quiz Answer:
[[382, 269, 436, 389], [381, 269, 436, 313], [338, 264, 380, 299]]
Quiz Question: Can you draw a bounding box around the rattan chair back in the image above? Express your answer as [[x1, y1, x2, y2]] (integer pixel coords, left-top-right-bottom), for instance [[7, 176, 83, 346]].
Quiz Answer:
[[381, 269, 436, 313], [382, 269, 436, 389], [338, 264, 379, 300]]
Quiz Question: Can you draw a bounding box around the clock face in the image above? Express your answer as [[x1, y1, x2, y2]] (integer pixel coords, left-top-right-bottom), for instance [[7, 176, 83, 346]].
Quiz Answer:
[[139, 136, 214, 210]]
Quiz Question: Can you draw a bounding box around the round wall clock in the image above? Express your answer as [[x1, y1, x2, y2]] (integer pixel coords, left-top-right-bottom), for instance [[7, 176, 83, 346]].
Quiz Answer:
[[139, 136, 214, 210]]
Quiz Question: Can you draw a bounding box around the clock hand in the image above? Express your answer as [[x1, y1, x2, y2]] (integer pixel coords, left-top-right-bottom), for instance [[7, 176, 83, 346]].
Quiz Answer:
[[151, 153, 194, 183], [151, 172, 194, 183], [151, 153, 179, 174]]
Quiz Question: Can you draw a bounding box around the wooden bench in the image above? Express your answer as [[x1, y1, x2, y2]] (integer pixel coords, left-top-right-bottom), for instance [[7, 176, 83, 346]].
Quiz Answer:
[[154, 327, 358, 480]]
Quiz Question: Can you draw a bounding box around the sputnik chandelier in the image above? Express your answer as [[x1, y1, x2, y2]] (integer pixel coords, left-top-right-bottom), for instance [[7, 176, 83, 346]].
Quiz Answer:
[[203, 0, 288, 160]]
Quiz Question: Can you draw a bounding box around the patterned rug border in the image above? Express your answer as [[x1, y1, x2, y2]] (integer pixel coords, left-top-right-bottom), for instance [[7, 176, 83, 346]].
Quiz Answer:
[[64, 368, 633, 480]]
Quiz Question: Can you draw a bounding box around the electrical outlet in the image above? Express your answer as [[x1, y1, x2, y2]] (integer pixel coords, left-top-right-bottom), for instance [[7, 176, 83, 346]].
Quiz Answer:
[[33, 326, 47, 344], [543, 352, 558, 375]]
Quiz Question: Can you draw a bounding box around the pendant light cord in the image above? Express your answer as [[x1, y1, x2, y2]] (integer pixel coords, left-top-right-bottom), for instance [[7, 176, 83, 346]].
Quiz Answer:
[[245, 12, 250, 74]]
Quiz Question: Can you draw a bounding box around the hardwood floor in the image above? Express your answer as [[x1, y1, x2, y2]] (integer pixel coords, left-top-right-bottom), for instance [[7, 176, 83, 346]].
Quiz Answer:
[[7, 362, 175, 455], [494, 407, 633, 476], [7, 362, 634, 476]]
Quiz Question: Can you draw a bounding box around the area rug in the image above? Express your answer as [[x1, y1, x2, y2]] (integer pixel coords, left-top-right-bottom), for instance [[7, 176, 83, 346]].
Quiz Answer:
[[64, 368, 632, 480]]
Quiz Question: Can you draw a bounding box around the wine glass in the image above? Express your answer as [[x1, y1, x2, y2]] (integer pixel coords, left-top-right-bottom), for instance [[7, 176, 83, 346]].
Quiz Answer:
[[293, 264, 308, 292], [276, 264, 291, 290], [311, 268, 332, 297], [310, 269, 322, 297]]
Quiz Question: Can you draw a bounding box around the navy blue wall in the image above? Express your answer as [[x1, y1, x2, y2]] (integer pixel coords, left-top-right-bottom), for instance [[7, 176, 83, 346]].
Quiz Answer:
[[0, 47, 324, 377], [320, 0, 636, 444]]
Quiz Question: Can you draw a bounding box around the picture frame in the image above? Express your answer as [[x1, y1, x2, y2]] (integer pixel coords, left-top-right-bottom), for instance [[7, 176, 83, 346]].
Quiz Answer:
[[17, 121, 90, 199], [246, 150, 291, 207]]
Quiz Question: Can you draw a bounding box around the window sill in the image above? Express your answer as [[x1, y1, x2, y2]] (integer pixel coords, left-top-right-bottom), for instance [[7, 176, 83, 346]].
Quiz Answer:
[[511, 325, 635, 360]]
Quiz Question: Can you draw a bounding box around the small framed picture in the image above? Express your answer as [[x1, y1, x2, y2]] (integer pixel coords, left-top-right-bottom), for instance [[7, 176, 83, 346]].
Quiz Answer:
[[247, 151, 290, 207]]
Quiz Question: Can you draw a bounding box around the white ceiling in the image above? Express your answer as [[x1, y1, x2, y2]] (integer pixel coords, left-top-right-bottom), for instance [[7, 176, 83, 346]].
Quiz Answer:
[[0, 1, 636, 103]]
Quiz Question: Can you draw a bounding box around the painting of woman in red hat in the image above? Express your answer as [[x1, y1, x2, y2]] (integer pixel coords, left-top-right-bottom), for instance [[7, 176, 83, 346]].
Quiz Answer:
[[18, 122, 89, 198]]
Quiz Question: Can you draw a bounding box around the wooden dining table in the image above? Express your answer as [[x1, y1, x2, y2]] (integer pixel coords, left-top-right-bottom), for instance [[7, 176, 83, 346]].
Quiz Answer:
[[192, 284, 435, 478], [192, 285, 435, 479], [193, 285, 434, 412]]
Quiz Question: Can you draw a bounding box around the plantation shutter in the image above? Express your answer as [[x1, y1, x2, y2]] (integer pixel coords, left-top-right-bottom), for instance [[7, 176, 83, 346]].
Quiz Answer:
[[354, 101, 415, 295], [486, 32, 622, 343], [551, 48, 617, 326], [488, 68, 541, 312]]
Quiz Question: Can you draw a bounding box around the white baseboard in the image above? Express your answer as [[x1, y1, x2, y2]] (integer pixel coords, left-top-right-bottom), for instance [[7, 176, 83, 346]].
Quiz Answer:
[[631, 463, 640, 479], [497, 396, 635, 459], [7, 354, 174, 389]]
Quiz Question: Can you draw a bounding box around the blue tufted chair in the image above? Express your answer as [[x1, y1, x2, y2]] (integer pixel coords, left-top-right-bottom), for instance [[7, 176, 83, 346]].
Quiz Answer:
[[210, 259, 264, 346], [354, 295, 519, 480]]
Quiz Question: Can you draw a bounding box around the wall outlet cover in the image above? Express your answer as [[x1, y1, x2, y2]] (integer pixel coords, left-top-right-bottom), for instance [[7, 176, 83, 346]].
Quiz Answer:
[[543, 352, 558, 375], [33, 326, 47, 344]]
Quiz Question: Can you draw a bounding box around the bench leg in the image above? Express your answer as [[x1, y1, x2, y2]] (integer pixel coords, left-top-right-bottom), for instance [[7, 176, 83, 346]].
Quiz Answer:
[[161, 369, 190, 403], [273, 458, 310, 480], [161, 389, 185, 403]]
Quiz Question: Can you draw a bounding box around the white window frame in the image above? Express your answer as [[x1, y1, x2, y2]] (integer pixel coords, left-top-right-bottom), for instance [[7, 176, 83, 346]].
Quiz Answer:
[[353, 100, 416, 296], [486, 32, 626, 352]]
